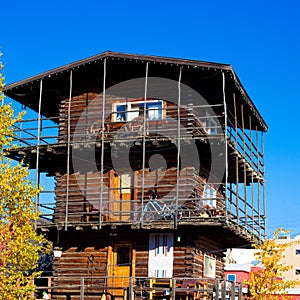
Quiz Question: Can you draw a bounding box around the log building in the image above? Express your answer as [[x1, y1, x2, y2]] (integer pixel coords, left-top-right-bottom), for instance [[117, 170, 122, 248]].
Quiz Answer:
[[3, 51, 267, 300]]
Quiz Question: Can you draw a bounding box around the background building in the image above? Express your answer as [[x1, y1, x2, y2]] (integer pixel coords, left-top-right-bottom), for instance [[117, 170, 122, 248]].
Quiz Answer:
[[276, 235, 300, 283]]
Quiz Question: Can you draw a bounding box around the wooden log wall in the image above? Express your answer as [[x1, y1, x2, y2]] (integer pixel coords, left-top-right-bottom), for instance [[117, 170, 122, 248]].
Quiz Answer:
[[136, 167, 197, 204], [51, 230, 225, 300], [58, 92, 121, 144], [54, 171, 110, 224], [52, 231, 109, 300], [58, 92, 207, 145]]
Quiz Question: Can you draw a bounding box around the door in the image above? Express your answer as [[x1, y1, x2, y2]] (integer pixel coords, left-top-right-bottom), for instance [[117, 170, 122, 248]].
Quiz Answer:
[[108, 243, 133, 300], [111, 172, 132, 221], [148, 233, 174, 278]]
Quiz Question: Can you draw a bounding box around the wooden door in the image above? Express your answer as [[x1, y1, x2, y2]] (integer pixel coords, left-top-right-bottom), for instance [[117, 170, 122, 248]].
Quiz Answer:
[[108, 243, 133, 300], [111, 172, 132, 221]]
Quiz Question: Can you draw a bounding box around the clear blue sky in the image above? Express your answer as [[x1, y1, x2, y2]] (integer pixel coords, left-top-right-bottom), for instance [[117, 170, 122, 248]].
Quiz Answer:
[[1, 0, 300, 237]]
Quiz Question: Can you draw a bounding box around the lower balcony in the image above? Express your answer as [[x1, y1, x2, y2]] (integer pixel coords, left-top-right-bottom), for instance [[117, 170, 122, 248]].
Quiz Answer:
[[35, 276, 245, 300]]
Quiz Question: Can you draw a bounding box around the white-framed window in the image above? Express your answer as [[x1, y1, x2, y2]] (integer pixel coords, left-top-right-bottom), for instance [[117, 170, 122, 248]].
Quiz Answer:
[[204, 255, 216, 278], [113, 100, 163, 122], [205, 112, 218, 134], [201, 185, 217, 208]]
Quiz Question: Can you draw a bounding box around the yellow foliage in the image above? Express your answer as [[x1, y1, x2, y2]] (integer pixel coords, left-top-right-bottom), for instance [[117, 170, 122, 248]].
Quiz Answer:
[[245, 228, 300, 300], [0, 53, 51, 299]]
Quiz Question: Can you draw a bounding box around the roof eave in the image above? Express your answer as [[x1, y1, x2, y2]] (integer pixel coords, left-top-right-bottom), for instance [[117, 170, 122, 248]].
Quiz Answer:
[[3, 50, 231, 92]]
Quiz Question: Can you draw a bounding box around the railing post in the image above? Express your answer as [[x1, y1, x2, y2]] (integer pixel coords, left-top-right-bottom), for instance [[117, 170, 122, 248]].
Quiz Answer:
[[238, 282, 243, 300], [129, 276, 134, 300], [221, 280, 226, 300], [231, 281, 235, 300], [172, 278, 176, 300], [214, 279, 219, 300], [48, 277, 52, 299], [80, 277, 84, 300]]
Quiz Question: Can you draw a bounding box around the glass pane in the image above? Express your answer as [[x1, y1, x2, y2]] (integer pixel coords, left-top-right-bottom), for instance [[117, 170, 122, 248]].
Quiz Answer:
[[146, 102, 162, 120], [116, 105, 126, 121], [227, 274, 236, 281], [116, 246, 131, 266], [128, 103, 140, 121]]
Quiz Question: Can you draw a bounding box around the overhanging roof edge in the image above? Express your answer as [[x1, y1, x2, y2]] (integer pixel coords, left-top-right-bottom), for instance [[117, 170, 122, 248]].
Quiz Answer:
[[229, 70, 268, 132], [2, 50, 267, 131], [3, 51, 231, 92]]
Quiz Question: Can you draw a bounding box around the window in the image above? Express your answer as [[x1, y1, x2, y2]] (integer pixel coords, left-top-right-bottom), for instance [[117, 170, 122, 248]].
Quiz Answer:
[[201, 185, 216, 208], [116, 246, 131, 266], [277, 235, 288, 240], [296, 269, 300, 275], [296, 249, 300, 255], [113, 100, 163, 122], [115, 104, 127, 121], [146, 102, 163, 120], [205, 112, 218, 134], [204, 255, 216, 278], [227, 274, 236, 282]]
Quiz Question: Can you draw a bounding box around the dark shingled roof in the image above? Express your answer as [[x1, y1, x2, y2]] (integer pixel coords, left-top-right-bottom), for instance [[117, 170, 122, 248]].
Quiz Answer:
[[3, 50, 267, 132]]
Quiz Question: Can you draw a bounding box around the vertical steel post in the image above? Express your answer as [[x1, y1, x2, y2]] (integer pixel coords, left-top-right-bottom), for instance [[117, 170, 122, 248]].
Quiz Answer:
[[238, 282, 243, 300], [250, 115, 255, 233], [175, 67, 182, 229], [222, 72, 228, 220], [35, 78, 43, 215], [65, 70, 72, 231], [214, 279, 220, 300], [241, 103, 247, 226], [129, 276, 134, 300], [141, 62, 149, 225], [262, 131, 266, 238], [221, 280, 226, 300], [233, 93, 239, 222], [99, 58, 107, 229]]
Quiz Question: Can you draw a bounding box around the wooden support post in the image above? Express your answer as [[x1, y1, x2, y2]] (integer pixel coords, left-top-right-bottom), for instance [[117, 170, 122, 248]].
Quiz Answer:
[[48, 277, 52, 299], [172, 278, 176, 300], [80, 277, 84, 300]]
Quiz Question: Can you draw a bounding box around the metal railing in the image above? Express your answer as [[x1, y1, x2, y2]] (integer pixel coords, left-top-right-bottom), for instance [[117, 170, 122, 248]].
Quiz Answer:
[[34, 276, 246, 300]]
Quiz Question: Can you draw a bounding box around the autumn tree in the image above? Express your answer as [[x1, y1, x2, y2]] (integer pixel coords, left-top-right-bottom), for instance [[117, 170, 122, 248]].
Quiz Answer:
[[246, 228, 300, 300], [0, 53, 51, 299]]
